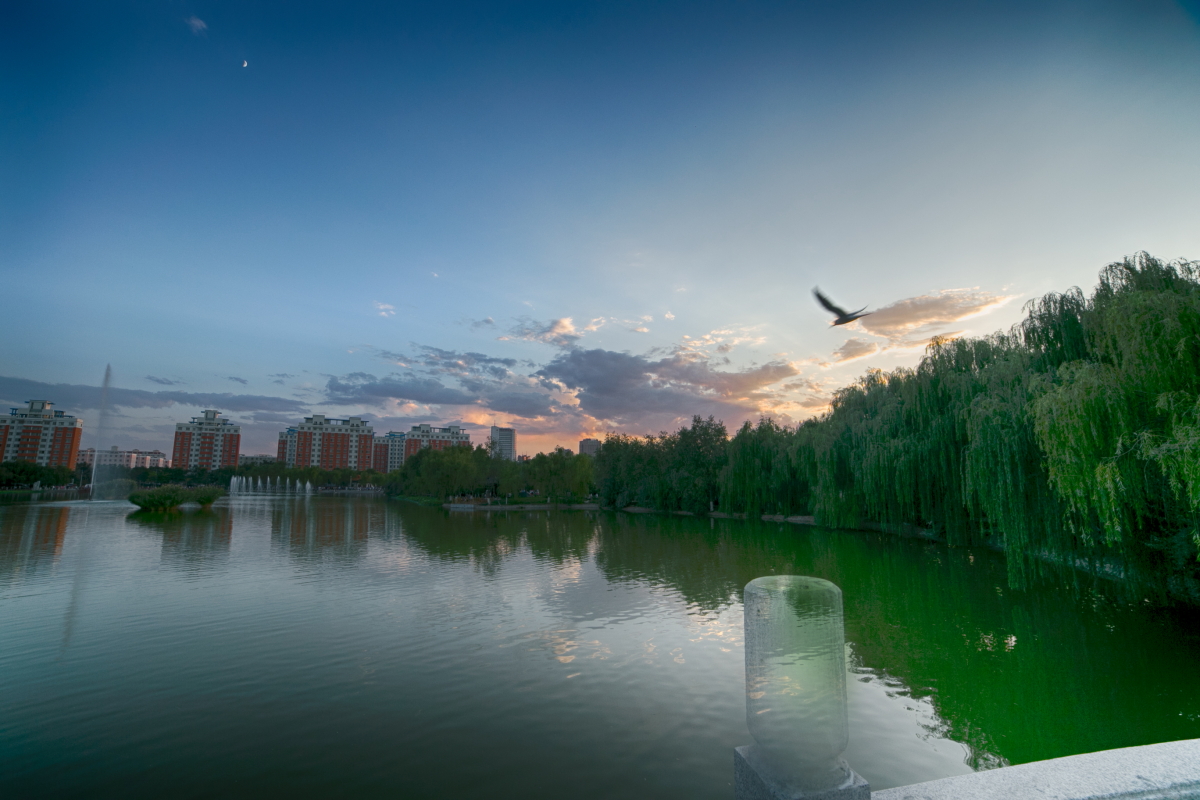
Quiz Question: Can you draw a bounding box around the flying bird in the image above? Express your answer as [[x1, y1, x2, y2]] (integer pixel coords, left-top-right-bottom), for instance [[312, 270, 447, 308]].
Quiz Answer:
[[813, 288, 870, 326]]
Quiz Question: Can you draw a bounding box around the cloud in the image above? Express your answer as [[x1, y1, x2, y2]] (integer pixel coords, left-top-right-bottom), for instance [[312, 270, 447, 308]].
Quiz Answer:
[[376, 346, 517, 379], [416, 346, 517, 372], [858, 289, 1016, 344], [324, 366, 553, 419], [537, 349, 798, 429], [831, 338, 881, 363], [367, 412, 443, 429], [581, 315, 658, 334], [0, 375, 308, 414], [243, 411, 304, 425], [145, 375, 182, 386], [375, 302, 396, 317], [502, 317, 582, 347], [325, 373, 479, 406], [185, 16, 207, 34], [781, 377, 821, 392], [470, 317, 496, 329], [664, 312, 675, 320], [792, 393, 834, 411], [676, 326, 767, 356], [227, 376, 249, 385], [484, 391, 554, 418]]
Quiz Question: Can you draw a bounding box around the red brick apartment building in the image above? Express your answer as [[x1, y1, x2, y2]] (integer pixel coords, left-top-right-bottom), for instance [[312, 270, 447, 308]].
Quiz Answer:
[[0, 400, 83, 468], [403, 423, 470, 460], [76, 448, 171, 469], [371, 432, 407, 472], [276, 421, 468, 473], [172, 410, 240, 471], [277, 414, 375, 470]]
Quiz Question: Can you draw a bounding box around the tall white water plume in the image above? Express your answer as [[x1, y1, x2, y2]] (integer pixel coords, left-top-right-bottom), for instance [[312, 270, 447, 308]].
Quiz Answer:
[[89, 365, 131, 501], [89, 364, 112, 495]]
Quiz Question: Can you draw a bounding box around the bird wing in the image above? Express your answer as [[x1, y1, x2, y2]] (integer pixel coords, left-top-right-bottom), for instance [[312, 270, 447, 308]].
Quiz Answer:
[[813, 288, 848, 317]]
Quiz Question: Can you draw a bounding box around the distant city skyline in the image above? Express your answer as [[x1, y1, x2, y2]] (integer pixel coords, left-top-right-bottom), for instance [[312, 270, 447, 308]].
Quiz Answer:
[[5, 1, 1200, 454]]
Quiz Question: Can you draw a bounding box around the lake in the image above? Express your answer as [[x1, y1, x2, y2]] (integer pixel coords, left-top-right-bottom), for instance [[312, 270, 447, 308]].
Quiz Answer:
[[2, 497, 1198, 798]]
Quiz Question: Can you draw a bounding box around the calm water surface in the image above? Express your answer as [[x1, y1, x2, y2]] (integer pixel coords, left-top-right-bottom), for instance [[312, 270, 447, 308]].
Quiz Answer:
[[2, 497, 1198, 798]]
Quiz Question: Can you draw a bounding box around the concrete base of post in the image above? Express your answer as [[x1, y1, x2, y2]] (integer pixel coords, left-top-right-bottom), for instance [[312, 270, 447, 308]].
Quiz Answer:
[[734, 746, 870, 800]]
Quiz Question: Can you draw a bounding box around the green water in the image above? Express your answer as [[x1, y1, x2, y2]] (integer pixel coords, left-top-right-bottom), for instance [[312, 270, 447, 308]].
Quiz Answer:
[[1, 497, 1198, 798]]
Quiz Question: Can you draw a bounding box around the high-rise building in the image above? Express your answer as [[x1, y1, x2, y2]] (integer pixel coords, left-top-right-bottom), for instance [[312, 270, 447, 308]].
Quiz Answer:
[[76, 447, 170, 469], [172, 410, 240, 471], [135, 449, 171, 468], [238, 454, 277, 466], [0, 400, 83, 468], [277, 414, 374, 470], [578, 438, 601, 457], [371, 432, 407, 472], [489, 426, 516, 460], [404, 423, 470, 460]]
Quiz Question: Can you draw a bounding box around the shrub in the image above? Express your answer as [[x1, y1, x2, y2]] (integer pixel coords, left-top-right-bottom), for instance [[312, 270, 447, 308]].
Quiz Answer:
[[128, 485, 192, 511], [127, 485, 226, 511], [190, 486, 224, 507]]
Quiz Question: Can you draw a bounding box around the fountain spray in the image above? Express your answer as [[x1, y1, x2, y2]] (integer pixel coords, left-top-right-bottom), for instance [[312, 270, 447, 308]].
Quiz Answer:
[[89, 364, 112, 499]]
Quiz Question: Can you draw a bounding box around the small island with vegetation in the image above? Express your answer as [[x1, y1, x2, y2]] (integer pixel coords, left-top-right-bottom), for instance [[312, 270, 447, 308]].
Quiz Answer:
[[127, 485, 226, 512]]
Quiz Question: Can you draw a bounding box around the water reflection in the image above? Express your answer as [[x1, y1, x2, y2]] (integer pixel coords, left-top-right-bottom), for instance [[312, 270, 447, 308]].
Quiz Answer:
[[399, 508, 598, 577], [0, 504, 71, 583], [390, 505, 1200, 771], [271, 498, 380, 562], [127, 509, 233, 570], [2, 497, 1198, 799]]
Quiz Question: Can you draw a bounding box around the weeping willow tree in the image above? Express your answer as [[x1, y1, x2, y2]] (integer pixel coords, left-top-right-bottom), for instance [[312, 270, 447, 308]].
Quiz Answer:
[[594, 416, 727, 513], [721, 417, 805, 518], [593, 253, 1200, 604], [1029, 255, 1200, 599]]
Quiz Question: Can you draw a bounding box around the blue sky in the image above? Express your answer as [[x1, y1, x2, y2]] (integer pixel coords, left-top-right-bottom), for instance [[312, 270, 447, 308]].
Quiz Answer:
[[4, 0, 1200, 455]]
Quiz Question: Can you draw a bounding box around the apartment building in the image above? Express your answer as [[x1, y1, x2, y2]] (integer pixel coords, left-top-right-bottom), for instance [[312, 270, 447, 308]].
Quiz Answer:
[[371, 432, 407, 472], [277, 414, 374, 470], [0, 400, 83, 468], [172, 410, 240, 471], [76, 447, 170, 469], [239, 454, 277, 466], [403, 423, 470, 460]]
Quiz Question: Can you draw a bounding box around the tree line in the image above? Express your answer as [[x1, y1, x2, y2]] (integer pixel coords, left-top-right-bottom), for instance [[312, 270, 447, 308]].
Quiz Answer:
[[34, 252, 1200, 600], [0, 461, 75, 489], [377, 443, 594, 501], [593, 254, 1200, 603], [126, 444, 596, 503]]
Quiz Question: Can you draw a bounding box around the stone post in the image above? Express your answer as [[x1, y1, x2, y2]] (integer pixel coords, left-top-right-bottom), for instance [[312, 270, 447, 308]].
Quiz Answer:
[[735, 576, 869, 800]]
